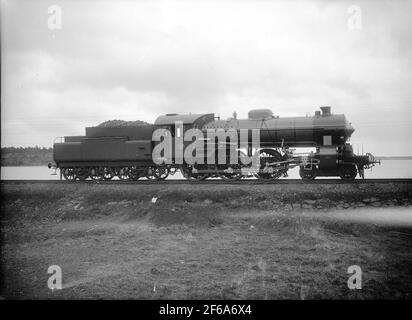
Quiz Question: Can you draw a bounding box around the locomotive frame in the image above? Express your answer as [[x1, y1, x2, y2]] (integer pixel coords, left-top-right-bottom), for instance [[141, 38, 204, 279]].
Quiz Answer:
[[49, 106, 380, 181]]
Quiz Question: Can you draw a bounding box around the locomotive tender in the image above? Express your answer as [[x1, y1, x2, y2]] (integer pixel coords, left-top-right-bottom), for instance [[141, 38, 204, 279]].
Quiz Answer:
[[49, 106, 379, 181]]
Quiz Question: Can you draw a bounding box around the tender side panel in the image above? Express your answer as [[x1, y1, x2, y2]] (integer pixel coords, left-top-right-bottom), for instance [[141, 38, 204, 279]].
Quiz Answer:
[[54, 142, 82, 162], [81, 138, 128, 161], [125, 140, 152, 159], [54, 138, 153, 165]]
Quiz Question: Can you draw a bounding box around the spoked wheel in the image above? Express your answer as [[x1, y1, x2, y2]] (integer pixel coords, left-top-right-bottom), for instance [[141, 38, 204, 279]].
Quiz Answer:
[[76, 167, 90, 181], [129, 166, 146, 181], [146, 166, 170, 180], [103, 167, 115, 181], [339, 164, 357, 181], [299, 165, 317, 181], [254, 149, 287, 180], [180, 164, 209, 181], [215, 164, 243, 181], [90, 167, 105, 181], [117, 167, 131, 181], [62, 167, 76, 181]]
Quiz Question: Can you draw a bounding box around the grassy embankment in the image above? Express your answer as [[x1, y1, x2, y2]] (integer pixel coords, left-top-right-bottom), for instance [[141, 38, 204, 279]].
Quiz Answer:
[[1, 182, 411, 299]]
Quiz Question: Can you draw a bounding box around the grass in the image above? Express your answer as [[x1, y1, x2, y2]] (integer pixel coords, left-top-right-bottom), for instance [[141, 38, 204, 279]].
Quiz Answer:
[[1, 182, 411, 299]]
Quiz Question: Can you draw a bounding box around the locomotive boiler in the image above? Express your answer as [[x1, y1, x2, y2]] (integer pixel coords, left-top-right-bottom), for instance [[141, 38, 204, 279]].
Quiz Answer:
[[49, 106, 379, 181]]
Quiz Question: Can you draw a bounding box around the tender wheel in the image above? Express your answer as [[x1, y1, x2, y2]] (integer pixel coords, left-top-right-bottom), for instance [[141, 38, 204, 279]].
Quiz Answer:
[[299, 165, 317, 181], [146, 166, 170, 180], [103, 167, 115, 180], [62, 167, 76, 181], [90, 167, 104, 181], [129, 166, 146, 181], [76, 167, 90, 181], [255, 149, 287, 180], [339, 164, 357, 180], [180, 164, 209, 181], [117, 167, 131, 181]]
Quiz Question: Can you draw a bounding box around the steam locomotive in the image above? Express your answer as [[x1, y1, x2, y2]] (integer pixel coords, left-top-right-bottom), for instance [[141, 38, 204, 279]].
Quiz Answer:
[[49, 106, 379, 181]]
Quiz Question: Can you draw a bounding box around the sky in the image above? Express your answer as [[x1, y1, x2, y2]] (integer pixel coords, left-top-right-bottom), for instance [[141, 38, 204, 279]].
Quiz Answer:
[[1, 0, 412, 155]]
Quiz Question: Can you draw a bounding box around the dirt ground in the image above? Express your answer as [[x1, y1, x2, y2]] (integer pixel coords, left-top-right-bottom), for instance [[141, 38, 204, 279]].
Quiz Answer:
[[1, 182, 411, 299]]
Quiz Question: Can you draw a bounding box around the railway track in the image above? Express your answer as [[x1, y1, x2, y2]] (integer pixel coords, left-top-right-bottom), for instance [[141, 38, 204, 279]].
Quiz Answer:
[[2, 178, 412, 185]]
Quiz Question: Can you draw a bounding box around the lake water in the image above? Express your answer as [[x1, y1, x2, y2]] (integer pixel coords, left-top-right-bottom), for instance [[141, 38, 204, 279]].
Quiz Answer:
[[1, 160, 411, 180]]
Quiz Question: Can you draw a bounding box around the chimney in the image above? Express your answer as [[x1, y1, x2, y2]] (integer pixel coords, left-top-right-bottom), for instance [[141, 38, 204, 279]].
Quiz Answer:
[[320, 106, 331, 116]]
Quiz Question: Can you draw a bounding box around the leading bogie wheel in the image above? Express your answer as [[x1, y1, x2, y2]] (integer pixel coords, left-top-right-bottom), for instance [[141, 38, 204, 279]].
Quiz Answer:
[[339, 165, 357, 181]]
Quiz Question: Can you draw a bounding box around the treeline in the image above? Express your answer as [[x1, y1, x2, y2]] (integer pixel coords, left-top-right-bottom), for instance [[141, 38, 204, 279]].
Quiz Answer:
[[1, 147, 53, 166], [1, 120, 151, 166]]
